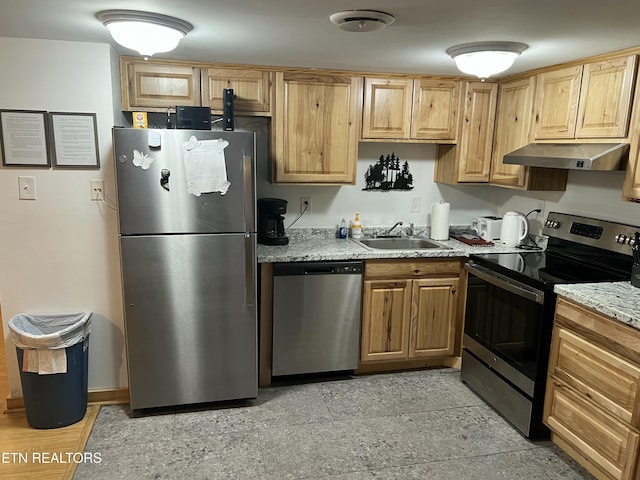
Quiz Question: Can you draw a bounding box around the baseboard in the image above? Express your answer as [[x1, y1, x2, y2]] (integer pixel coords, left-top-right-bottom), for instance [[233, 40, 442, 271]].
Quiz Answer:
[[6, 388, 129, 413], [355, 356, 462, 375]]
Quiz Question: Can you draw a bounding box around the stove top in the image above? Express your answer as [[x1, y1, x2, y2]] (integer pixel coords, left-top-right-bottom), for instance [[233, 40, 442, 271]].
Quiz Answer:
[[471, 250, 630, 289], [470, 212, 637, 289]]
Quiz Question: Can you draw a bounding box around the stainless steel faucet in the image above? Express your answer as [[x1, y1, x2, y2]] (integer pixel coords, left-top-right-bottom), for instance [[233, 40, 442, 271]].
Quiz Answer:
[[385, 221, 403, 236]]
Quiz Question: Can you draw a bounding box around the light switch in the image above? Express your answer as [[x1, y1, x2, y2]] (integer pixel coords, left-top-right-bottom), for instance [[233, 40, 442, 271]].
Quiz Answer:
[[18, 176, 36, 200]]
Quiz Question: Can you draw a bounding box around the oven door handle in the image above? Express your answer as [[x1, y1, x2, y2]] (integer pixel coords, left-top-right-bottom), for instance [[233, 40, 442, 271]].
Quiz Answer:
[[465, 263, 545, 304]]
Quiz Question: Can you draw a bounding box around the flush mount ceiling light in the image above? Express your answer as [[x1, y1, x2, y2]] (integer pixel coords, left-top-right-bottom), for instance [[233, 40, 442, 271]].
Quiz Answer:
[[96, 10, 193, 57], [330, 10, 395, 32], [446, 41, 529, 79]]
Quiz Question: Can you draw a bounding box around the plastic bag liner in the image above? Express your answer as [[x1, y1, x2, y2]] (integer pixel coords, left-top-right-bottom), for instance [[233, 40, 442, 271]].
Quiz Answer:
[[9, 312, 92, 375], [9, 312, 92, 350]]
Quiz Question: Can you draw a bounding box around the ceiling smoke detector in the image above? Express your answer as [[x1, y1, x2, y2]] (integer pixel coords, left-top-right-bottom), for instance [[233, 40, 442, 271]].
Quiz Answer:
[[330, 10, 395, 33]]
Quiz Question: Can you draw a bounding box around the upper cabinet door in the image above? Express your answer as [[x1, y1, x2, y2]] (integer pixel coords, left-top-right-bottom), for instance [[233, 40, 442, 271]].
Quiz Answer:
[[533, 65, 583, 140], [273, 72, 362, 184], [576, 55, 637, 138], [122, 61, 201, 111], [202, 68, 271, 115], [490, 76, 536, 188], [411, 79, 459, 141], [457, 81, 497, 182], [362, 78, 413, 139]]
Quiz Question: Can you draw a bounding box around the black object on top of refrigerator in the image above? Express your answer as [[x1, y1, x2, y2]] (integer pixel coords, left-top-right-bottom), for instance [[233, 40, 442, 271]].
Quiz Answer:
[[113, 127, 258, 410]]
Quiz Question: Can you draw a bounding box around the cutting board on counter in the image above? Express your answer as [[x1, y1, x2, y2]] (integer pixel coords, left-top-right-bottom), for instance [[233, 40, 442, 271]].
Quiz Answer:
[[450, 232, 494, 246]]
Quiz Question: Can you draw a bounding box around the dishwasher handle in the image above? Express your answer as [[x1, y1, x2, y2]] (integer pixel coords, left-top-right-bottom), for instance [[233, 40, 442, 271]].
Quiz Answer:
[[273, 261, 363, 276]]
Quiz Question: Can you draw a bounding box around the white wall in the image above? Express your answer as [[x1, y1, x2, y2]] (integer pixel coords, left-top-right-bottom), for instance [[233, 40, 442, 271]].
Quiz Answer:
[[258, 142, 502, 230], [497, 171, 640, 233], [0, 38, 126, 396]]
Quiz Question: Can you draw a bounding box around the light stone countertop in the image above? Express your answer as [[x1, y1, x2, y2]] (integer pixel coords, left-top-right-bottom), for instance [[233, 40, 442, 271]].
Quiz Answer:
[[256, 228, 531, 263], [554, 282, 640, 330]]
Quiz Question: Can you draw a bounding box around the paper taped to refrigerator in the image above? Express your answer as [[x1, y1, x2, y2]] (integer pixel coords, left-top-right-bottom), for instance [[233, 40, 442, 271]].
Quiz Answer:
[[182, 136, 231, 196]]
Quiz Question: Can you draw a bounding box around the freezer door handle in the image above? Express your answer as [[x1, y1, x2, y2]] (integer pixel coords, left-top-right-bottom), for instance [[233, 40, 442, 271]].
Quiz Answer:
[[245, 234, 256, 307]]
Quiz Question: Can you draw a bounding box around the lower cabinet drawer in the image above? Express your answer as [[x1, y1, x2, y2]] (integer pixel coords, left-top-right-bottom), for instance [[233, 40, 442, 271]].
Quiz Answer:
[[544, 377, 640, 480], [551, 325, 640, 428]]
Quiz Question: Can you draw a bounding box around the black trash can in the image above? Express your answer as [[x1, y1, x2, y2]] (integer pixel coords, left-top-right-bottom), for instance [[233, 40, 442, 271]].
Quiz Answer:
[[9, 312, 92, 429]]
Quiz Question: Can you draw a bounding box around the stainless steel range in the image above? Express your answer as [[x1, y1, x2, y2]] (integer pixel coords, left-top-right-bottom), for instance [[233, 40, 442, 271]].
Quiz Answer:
[[461, 212, 637, 439]]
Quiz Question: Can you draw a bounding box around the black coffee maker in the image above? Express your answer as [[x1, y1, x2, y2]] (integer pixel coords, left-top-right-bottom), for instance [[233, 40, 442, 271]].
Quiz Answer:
[[257, 198, 289, 245]]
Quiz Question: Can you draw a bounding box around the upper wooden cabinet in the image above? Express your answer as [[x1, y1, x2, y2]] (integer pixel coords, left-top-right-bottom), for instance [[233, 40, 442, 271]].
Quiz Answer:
[[411, 79, 460, 141], [361, 77, 412, 139], [490, 76, 567, 191], [577, 55, 637, 138], [533, 55, 637, 139], [361, 77, 459, 142], [532, 65, 583, 139], [623, 157, 640, 202], [201, 68, 271, 115], [120, 57, 272, 115], [121, 60, 201, 111], [491, 76, 533, 188], [435, 81, 498, 184], [623, 65, 640, 202], [272, 71, 362, 184]]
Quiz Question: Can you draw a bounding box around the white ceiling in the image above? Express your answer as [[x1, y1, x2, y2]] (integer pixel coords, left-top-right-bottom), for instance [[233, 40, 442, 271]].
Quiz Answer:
[[2, 0, 640, 77]]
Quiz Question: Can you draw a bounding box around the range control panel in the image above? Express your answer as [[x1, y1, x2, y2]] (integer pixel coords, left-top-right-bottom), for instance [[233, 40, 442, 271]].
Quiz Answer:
[[569, 222, 604, 239], [543, 212, 638, 254]]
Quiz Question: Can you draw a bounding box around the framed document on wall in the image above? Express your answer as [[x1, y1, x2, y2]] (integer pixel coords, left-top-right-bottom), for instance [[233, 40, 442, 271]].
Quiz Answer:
[[49, 112, 100, 168], [0, 109, 50, 167]]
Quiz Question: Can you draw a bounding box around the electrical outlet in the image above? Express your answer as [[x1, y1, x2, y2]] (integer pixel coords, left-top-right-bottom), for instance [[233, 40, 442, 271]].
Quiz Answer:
[[90, 179, 104, 201], [18, 176, 36, 200], [300, 196, 312, 214], [410, 197, 421, 213]]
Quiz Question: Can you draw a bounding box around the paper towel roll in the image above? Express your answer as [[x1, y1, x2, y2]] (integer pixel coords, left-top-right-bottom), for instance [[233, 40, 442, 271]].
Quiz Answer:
[[430, 201, 450, 240]]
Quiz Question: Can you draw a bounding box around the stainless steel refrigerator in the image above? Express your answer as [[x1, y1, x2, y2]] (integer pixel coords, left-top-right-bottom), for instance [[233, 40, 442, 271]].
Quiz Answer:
[[113, 128, 257, 410]]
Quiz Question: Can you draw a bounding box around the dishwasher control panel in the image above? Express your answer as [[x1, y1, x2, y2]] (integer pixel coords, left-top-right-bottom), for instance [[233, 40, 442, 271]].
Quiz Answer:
[[332, 264, 362, 274], [274, 261, 363, 276]]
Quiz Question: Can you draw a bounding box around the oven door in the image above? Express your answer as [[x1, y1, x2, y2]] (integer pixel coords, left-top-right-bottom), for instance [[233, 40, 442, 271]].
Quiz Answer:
[[463, 262, 547, 398]]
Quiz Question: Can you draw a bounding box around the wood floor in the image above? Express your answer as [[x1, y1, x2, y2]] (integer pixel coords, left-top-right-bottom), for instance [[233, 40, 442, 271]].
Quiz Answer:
[[1, 309, 99, 480]]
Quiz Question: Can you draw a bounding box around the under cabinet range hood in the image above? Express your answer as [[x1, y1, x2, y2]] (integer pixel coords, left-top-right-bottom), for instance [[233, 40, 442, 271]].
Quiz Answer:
[[503, 143, 629, 170]]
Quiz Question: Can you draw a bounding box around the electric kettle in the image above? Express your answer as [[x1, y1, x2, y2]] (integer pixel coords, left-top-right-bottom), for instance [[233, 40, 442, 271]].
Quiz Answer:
[[500, 211, 529, 247]]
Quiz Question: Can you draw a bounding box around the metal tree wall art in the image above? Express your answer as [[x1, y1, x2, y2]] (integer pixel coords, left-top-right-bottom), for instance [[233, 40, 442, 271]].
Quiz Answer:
[[363, 153, 413, 191]]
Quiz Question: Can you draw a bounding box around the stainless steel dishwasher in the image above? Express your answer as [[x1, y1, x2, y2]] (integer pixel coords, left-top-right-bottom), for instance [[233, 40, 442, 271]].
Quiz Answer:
[[272, 261, 363, 376]]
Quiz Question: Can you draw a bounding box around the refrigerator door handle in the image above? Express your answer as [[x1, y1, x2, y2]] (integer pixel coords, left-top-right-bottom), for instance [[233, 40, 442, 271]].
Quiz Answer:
[[244, 234, 256, 307], [243, 153, 255, 231]]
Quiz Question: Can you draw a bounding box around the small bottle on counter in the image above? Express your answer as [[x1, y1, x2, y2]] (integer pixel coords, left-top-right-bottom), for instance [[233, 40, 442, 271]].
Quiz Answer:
[[339, 218, 348, 239], [351, 213, 362, 239]]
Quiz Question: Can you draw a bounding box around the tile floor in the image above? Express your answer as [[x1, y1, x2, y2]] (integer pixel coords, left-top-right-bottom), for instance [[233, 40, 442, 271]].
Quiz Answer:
[[74, 369, 594, 479]]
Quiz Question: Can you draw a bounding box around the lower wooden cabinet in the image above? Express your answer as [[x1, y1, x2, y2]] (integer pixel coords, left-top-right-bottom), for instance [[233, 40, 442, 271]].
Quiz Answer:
[[544, 297, 640, 480], [360, 259, 460, 364]]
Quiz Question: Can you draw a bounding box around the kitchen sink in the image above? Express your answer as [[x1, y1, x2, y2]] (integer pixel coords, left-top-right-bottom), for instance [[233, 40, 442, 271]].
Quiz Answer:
[[353, 236, 450, 250]]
